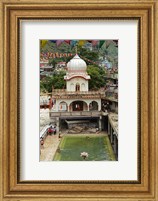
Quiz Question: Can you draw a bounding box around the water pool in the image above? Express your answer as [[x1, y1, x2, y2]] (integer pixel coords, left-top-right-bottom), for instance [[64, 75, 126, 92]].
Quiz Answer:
[[53, 135, 116, 161]]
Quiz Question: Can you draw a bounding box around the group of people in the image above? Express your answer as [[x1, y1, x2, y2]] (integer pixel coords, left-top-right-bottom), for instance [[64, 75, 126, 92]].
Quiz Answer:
[[47, 125, 56, 135], [40, 125, 63, 154]]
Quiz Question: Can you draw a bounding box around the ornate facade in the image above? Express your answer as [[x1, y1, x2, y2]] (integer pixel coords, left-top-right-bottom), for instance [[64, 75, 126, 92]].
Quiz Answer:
[[50, 54, 105, 131]]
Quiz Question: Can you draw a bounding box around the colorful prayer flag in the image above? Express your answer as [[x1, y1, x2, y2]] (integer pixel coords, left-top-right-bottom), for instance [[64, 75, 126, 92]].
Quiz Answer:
[[56, 40, 64, 47], [92, 40, 99, 47], [64, 40, 71, 44], [70, 40, 78, 48], [49, 40, 57, 43], [78, 40, 86, 47], [99, 40, 105, 48], [41, 40, 48, 48]]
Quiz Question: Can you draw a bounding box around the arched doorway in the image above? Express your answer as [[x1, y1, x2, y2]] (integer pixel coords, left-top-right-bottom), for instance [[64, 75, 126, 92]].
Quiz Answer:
[[89, 101, 99, 111], [69, 101, 88, 112], [58, 101, 68, 111], [72, 101, 83, 111], [76, 83, 80, 92]]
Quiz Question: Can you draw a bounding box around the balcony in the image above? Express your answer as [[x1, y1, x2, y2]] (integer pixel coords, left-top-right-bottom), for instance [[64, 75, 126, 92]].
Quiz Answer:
[[52, 89, 105, 99], [50, 110, 102, 118]]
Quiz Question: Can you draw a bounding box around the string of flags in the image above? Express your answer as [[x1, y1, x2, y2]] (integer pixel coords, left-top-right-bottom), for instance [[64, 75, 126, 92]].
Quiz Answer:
[[40, 40, 118, 49], [40, 40, 118, 65], [40, 52, 73, 59], [40, 52, 99, 65]]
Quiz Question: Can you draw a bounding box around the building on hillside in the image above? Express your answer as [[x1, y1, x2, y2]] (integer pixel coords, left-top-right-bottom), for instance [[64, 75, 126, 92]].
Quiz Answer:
[[99, 59, 111, 68], [105, 67, 118, 84], [102, 67, 118, 114], [56, 61, 66, 68], [40, 59, 53, 79], [40, 95, 51, 109], [40, 69, 53, 80], [40, 65, 53, 72], [54, 62, 67, 73], [40, 58, 49, 67]]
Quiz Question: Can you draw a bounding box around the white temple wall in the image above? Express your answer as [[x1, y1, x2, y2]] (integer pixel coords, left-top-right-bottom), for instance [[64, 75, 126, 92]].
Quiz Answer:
[[66, 77, 89, 92], [53, 98, 101, 112]]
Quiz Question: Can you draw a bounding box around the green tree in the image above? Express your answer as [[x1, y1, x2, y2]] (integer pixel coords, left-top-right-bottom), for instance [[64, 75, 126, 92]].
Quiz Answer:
[[40, 66, 106, 92], [77, 46, 99, 65], [40, 71, 66, 93], [87, 65, 106, 90]]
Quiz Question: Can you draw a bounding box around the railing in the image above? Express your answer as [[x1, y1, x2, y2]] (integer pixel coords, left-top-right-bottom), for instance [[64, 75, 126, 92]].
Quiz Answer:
[[103, 97, 118, 102], [51, 89, 106, 99], [52, 89, 105, 95], [40, 90, 106, 98], [40, 125, 50, 138], [50, 111, 102, 117], [108, 113, 118, 137]]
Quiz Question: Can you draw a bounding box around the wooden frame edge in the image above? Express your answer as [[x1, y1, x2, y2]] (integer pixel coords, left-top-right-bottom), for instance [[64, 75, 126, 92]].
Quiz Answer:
[[0, 1, 3, 201], [155, 1, 158, 201], [0, 0, 157, 200]]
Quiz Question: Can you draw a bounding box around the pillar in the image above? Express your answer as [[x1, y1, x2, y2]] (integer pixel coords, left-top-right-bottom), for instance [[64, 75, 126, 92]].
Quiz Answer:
[[108, 120, 110, 136], [98, 101, 101, 111], [68, 104, 71, 112], [87, 104, 89, 111], [99, 116, 102, 130], [49, 110, 51, 118], [68, 104, 70, 112], [113, 135, 117, 154], [110, 127, 113, 144], [116, 137, 118, 159], [113, 135, 118, 160], [56, 117, 60, 133]]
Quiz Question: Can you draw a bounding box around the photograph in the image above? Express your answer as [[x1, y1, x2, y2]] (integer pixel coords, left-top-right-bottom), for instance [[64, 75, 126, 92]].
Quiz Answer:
[[39, 40, 118, 161], [1, 0, 157, 200]]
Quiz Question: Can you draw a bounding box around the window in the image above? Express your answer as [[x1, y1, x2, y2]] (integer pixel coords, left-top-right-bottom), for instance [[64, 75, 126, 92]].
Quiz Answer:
[[76, 83, 80, 91]]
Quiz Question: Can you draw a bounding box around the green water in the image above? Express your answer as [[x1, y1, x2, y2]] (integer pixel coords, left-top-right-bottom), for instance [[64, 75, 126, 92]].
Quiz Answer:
[[53, 135, 116, 161]]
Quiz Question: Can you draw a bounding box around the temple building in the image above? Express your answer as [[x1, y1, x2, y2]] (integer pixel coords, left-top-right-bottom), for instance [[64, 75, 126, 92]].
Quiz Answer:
[[49, 54, 105, 132]]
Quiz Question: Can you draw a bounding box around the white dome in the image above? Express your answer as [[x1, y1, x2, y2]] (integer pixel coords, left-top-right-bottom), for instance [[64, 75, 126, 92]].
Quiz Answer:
[[67, 54, 87, 72]]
